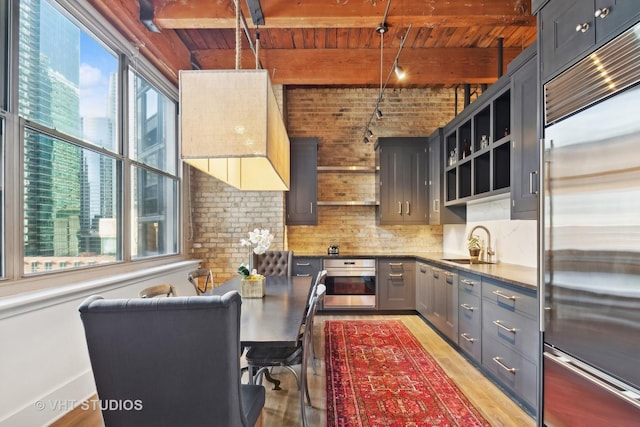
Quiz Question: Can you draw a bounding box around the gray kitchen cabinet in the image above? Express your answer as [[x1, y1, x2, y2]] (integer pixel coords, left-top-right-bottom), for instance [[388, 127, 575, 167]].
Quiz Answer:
[[431, 266, 458, 343], [510, 48, 539, 220], [286, 137, 318, 225], [378, 259, 415, 310], [292, 256, 322, 278], [481, 277, 538, 414], [428, 129, 465, 224], [539, 0, 640, 82], [415, 262, 432, 317], [377, 138, 428, 225], [458, 271, 482, 363]]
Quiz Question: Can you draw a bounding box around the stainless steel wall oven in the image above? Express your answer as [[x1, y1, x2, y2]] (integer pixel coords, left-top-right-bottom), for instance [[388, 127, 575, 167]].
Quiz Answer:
[[323, 258, 376, 309]]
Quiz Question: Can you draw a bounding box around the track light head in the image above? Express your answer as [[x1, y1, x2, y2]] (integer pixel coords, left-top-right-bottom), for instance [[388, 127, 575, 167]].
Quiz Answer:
[[363, 136, 370, 144], [394, 63, 406, 80], [375, 109, 383, 120], [366, 129, 373, 138], [375, 22, 388, 34]]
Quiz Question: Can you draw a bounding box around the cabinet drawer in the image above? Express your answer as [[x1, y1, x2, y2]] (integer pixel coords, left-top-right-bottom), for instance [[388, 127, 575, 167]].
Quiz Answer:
[[482, 279, 537, 318], [292, 257, 322, 277], [482, 300, 538, 359], [482, 334, 537, 409], [458, 291, 482, 362], [459, 272, 481, 297]]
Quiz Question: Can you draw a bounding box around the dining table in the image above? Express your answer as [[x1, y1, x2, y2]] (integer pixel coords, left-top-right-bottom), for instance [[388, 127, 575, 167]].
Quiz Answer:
[[206, 275, 313, 348]]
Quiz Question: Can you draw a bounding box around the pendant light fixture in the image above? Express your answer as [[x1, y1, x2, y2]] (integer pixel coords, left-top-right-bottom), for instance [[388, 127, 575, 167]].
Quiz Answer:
[[179, 0, 290, 191]]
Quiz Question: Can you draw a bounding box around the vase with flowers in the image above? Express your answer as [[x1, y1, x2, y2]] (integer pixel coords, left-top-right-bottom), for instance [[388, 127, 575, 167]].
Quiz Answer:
[[238, 228, 274, 298]]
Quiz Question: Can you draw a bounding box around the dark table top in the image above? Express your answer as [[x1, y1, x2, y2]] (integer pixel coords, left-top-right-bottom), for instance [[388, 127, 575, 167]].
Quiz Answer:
[[206, 275, 313, 347]]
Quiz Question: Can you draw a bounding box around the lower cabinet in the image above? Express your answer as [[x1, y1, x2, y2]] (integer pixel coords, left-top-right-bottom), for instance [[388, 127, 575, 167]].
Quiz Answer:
[[292, 256, 322, 278], [378, 259, 415, 310], [415, 262, 431, 317], [458, 272, 482, 363], [481, 277, 538, 414], [430, 266, 458, 343]]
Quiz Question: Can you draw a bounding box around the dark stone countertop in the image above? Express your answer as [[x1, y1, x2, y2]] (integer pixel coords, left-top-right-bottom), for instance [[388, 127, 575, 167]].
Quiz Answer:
[[292, 251, 538, 291]]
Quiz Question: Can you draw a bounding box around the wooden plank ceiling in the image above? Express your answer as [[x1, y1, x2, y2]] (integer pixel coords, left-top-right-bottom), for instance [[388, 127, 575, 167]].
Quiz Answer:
[[88, 0, 537, 88]]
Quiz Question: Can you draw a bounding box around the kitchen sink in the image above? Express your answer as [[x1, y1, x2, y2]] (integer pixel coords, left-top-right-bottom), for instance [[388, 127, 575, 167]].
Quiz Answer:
[[442, 258, 491, 265]]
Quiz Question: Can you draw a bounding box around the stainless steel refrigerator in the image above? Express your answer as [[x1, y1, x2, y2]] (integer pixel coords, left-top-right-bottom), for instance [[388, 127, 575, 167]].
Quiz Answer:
[[542, 22, 640, 426]]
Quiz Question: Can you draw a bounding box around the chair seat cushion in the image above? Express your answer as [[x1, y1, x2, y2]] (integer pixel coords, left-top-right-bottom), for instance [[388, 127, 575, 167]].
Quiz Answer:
[[245, 345, 302, 366], [241, 384, 266, 425]]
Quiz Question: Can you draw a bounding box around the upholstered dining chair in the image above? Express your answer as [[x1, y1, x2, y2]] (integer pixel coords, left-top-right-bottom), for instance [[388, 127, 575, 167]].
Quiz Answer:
[[187, 267, 214, 295], [79, 291, 265, 427], [138, 283, 178, 298], [245, 284, 326, 427], [253, 250, 293, 276]]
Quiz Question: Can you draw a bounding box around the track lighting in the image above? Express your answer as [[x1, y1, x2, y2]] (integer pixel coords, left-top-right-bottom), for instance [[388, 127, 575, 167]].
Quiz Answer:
[[394, 62, 406, 80], [363, 136, 370, 144], [366, 129, 373, 138], [375, 109, 383, 120]]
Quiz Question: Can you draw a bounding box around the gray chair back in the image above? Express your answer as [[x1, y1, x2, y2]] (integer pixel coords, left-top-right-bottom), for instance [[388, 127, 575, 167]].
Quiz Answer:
[[79, 291, 264, 427], [253, 250, 293, 276]]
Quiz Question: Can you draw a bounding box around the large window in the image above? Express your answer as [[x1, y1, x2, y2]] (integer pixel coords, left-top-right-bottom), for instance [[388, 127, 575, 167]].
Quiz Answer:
[[11, 0, 180, 276]]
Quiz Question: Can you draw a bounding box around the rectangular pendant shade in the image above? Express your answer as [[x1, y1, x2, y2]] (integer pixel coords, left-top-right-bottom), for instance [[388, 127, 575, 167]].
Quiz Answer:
[[179, 69, 290, 191]]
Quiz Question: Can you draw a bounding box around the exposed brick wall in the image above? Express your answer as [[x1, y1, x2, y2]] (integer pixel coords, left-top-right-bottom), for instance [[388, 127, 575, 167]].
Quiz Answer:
[[286, 86, 463, 255], [187, 86, 473, 283]]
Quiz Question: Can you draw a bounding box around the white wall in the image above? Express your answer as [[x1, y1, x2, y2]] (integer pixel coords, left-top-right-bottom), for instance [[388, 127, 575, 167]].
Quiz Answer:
[[0, 260, 199, 427], [443, 195, 538, 268]]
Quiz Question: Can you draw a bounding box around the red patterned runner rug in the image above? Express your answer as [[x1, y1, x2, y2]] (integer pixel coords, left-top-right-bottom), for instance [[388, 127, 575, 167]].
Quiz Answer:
[[325, 319, 490, 427]]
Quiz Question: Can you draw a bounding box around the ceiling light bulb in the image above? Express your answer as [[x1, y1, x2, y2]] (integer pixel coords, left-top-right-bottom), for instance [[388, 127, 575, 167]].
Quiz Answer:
[[375, 109, 383, 120], [394, 63, 406, 80]]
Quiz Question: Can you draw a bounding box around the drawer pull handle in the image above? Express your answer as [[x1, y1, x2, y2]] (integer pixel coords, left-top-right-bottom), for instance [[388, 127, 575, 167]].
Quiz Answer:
[[460, 303, 475, 312], [389, 263, 403, 266], [296, 262, 311, 266], [460, 333, 475, 343], [492, 290, 517, 301], [389, 273, 403, 278], [461, 279, 475, 286], [295, 274, 311, 277], [575, 22, 590, 33], [493, 357, 517, 374], [594, 7, 609, 19], [420, 267, 427, 273], [493, 320, 518, 334]]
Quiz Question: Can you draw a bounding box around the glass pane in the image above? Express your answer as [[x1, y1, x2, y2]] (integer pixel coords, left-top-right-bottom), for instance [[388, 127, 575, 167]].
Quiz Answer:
[[0, 118, 4, 277], [18, 0, 118, 152], [128, 69, 176, 174], [23, 128, 121, 274], [131, 166, 178, 258], [1, 0, 7, 111]]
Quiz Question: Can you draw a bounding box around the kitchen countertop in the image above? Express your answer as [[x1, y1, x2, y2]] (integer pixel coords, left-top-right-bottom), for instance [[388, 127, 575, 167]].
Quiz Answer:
[[293, 251, 538, 291]]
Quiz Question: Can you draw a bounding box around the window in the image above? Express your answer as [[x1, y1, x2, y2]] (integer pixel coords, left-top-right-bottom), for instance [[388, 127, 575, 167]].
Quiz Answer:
[[10, 0, 180, 277]]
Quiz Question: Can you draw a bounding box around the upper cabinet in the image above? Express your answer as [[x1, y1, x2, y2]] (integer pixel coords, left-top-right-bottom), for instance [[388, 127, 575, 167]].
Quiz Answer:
[[443, 77, 512, 206], [377, 137, 429, 225], [286, 137, 318, 225], [510, 48, 539, 220], [428, 129, 465, 224], [539, 0, 640, 82]]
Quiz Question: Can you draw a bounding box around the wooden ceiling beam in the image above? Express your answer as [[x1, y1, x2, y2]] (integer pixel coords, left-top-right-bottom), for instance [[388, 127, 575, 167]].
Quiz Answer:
[[154, 0, 535, 29], [194, 47, 525, 86]]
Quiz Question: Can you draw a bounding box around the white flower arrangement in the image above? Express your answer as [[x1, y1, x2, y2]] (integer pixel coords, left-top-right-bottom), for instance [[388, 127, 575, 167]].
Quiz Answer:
[[240, 228, 274, 255]]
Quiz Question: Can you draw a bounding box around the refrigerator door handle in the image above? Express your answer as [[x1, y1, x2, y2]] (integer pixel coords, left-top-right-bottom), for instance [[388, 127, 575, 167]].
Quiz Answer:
[[544, 350, 640, 409]]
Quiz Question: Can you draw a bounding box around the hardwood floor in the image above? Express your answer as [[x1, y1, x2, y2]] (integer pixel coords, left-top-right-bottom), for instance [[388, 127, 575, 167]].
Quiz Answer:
[[52, 314, 535, 427]]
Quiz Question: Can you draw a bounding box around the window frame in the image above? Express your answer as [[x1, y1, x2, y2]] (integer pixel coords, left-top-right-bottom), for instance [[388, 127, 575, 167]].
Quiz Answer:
[[0, 0, 185, 292]]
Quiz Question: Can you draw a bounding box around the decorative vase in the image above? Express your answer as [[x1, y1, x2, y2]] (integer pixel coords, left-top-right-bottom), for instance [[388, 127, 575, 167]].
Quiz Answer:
[[469, 248, 480, 263], [241, 277, 265, 298]]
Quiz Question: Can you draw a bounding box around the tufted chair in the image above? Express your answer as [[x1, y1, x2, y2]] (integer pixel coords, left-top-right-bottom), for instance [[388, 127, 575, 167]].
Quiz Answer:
[[253, 250, 293, 277]]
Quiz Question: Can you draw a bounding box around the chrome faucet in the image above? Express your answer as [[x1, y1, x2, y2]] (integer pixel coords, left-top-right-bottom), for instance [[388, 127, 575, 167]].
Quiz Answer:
[[468, 225, 495, 263]]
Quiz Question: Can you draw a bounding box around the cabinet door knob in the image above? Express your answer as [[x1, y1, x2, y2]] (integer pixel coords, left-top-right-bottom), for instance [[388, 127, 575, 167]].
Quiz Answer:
[[594, 7, 609, 19], [575, 22, 590, 32]]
